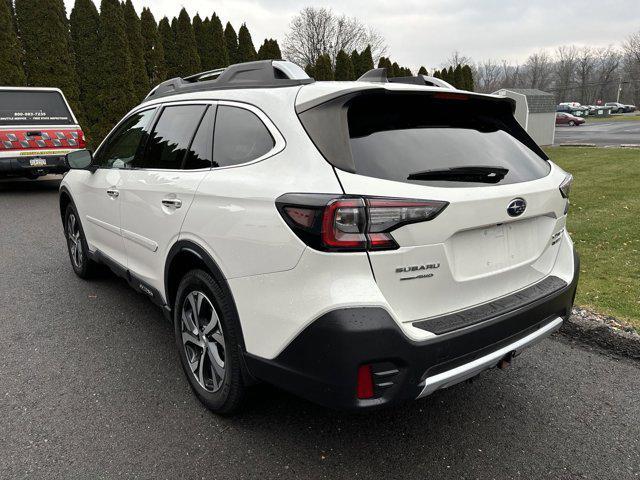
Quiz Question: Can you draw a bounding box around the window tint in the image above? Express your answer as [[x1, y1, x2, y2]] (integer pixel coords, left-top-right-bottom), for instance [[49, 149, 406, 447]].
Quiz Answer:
[[137, 104, 207, 169], [94, 109, 155, 168], [184, 106, 215, 170], [347, 94, 550, 188], [213, 106, 274, 167], [0, 90, 73, 125]]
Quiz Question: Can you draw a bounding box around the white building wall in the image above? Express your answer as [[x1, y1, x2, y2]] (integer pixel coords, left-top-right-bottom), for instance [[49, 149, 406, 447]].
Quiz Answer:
[[527, 112, 555, 146]]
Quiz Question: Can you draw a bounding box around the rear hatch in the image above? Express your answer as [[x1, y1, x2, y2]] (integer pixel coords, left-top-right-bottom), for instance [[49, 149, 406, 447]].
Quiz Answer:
[[0, 88, 84, 160], [298, 87, 569, 323]]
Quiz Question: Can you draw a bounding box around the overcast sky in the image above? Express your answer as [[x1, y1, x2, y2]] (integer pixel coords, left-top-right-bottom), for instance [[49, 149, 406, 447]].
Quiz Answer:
[[63, 0, 640, 69]]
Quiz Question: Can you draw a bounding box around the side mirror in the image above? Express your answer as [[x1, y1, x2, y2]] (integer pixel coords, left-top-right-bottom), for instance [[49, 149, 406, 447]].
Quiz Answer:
[[66, 149, 94, 170]]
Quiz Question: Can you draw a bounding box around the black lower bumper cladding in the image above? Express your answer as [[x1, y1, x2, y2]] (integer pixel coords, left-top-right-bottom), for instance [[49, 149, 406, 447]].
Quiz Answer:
[[245, 251, 580, 410]]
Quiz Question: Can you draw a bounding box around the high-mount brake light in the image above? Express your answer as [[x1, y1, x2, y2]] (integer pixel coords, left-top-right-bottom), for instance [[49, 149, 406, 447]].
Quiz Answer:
[[276, 194, 448, 252]]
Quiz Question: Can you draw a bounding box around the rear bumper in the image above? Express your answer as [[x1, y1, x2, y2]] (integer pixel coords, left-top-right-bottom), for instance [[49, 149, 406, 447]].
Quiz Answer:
[[0, 154, 68, 177], [245, 249, 579, 410]]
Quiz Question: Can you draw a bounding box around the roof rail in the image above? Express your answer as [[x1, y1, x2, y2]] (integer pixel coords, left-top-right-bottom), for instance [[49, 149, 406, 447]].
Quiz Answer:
[[145, 60, 314, 101], [389, 75, 455, 89], [357, 69, 455, 89]]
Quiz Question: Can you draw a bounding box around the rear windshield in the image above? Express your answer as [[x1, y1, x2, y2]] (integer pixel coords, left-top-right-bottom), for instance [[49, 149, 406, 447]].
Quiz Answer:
[[347, 93, 550, 187], [0, 90, 74, 126]]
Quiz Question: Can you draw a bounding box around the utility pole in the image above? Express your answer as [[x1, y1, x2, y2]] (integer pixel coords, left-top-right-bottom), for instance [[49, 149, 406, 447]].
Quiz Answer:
[[617, 78, 623, 103]]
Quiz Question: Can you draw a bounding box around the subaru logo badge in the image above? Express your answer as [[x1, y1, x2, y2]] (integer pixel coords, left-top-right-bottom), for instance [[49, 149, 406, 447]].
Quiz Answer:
[[507, 198, 527, 217]]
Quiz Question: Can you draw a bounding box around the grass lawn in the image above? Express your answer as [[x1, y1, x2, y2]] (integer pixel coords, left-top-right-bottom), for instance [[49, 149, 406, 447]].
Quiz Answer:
[[585, 113, 640, 123], [544, 147, 640, 329]]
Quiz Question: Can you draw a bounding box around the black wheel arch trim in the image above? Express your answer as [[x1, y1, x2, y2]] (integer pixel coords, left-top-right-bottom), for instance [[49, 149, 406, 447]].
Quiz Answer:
[[164, 240, 249, 351]]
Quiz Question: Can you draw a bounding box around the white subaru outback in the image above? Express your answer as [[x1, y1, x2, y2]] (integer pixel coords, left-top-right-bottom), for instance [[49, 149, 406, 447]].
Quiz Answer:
[[59, 60, 578, 414]]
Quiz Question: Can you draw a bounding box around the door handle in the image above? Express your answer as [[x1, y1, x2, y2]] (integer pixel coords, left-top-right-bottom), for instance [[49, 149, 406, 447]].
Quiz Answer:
[[106, 188, 119, 198], [161, 198, 182, 208]]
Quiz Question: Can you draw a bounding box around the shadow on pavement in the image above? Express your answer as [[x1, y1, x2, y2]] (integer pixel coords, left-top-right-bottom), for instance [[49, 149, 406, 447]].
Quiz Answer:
[[0, 176, 62, 192]]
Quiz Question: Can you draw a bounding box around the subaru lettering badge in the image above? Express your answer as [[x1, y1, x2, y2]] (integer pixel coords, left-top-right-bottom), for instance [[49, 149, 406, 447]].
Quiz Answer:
[[507, 198, 527, 217]]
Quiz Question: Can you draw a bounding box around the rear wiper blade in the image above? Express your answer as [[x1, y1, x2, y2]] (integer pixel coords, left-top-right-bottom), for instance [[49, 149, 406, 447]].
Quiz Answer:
[[407, 166, 509, 183]]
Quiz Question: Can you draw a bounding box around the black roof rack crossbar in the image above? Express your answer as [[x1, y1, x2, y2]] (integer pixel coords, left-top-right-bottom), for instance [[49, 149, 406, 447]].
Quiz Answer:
[[145, 60, 314, 101]]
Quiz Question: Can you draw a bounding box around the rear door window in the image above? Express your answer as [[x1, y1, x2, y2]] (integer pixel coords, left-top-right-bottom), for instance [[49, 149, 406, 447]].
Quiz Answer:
[[136, 104, 207, 169], [213, 106, 274, 168], [184, 106, 215, 170], [347, 94, 550, 187], [0, 90, 74, 125]]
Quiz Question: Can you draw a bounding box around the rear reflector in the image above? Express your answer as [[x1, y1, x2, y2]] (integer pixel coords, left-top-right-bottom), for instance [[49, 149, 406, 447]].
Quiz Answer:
[[356, 365, 374, 399]]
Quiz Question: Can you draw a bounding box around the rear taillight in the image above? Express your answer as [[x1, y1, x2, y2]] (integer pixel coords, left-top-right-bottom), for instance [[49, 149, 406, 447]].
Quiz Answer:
[[559, 174, 573, 199], [276, 194, 448, 252]]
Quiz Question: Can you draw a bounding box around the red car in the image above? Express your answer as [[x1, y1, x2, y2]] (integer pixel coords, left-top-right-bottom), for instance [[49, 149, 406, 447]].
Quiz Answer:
[[556, 112, 585, 126]]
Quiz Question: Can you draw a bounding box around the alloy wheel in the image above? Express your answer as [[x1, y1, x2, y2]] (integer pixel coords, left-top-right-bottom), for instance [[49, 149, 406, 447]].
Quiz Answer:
[[181, 291, 226, 392], [67, 212, 83, 268]]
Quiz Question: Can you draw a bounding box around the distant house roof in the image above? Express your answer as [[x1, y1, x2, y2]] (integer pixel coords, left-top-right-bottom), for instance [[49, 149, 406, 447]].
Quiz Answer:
[[493, 88, 555, 114]]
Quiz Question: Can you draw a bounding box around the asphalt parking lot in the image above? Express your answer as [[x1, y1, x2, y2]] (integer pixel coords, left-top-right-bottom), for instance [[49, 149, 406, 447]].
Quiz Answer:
[[555, 119, 640, 146], [1, 178, 639, 479]]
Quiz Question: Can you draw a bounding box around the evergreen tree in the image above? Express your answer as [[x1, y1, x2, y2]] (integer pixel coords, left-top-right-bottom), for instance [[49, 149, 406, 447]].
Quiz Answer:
[[334, 49, 354, 80], [94, 0, 135, 142], [237, 23, 256, 62], [432, 69, 440, 79], [462, 64, 474, 91], [304, 63, 314, 78], [209, 13, 228, 68], [453, 64, 463, 88], [224, 22, 239, 64], [257, 39, 282, 60], [197, 16, 214, 70], [391, 62, 401, 77], [158, 16, 178, 78], [418, 66, 428, 75], [192, 13, 208, 69], [15, 0, 81, 111], [140, 8, 166, 85], [5, 0, 17, 33], [447, 66, 454, 83], [174, 8, 201, 76], [350, 50, 362, 78], [359, 45, 374, 72], [313, 54, 333, 80], [377, 56, 393, 75], [70, 0, 100, 138], [122, 0, 149, 101], [0, 0, 25, 85]]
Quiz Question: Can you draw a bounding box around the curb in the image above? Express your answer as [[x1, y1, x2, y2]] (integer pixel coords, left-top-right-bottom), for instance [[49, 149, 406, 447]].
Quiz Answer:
[[557, 143, 597, 147], [559, 307, 640, 360]]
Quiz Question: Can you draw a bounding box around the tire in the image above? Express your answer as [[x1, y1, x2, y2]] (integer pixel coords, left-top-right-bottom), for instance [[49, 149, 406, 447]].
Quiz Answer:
[[618, 108, 624, 114], [174, 269, 245, 414], [568, 120, 575, 126], [64, 204, 98, 278]]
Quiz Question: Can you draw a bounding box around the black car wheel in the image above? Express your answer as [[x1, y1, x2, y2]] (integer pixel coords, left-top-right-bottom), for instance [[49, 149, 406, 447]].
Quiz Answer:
[[174, 269, 245, 414]]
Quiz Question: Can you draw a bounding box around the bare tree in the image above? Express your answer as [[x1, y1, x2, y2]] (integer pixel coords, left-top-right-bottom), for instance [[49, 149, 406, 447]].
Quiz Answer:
[[593, 47, 621, 102], [445, 50, 472, 68], [575, 47, 596, 103], [475, 58, 502, 93], [282, 7, 386, 68], [622, 30, 640, 104], [524, 50, 553, 90], [501, 60, 523, 88], [554, 45, 578, 100]]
